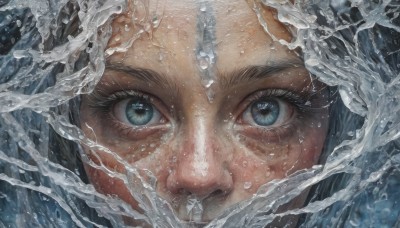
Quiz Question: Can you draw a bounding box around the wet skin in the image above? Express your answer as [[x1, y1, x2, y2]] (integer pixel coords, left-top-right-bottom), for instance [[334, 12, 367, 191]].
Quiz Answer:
[[80, 0, 330, 225]]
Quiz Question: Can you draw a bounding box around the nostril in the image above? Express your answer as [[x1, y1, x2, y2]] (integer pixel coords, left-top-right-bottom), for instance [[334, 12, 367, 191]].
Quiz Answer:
[[210, 189, 227, 198], [194, 187, 232, 200], [174, 188, 229, 200]]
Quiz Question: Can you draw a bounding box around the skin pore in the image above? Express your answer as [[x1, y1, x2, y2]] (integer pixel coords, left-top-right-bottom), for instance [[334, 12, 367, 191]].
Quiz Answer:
[[80, 0, 330, 226]]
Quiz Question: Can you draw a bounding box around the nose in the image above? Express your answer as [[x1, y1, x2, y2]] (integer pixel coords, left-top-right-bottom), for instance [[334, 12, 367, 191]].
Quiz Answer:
[[166, 121, 233, 198]]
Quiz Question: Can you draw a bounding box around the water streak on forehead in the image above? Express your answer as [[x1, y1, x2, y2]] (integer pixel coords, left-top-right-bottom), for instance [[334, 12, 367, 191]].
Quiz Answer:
[[195, 1, 218, 102]]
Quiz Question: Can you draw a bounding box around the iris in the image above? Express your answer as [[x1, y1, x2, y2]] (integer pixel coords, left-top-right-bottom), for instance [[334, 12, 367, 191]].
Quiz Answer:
[[125, 98, 154, 125], [251, 99, 280, 126]]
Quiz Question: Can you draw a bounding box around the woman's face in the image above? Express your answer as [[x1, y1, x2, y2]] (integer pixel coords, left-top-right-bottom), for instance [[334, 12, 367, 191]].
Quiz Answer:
[[80, 0, 329, 225]]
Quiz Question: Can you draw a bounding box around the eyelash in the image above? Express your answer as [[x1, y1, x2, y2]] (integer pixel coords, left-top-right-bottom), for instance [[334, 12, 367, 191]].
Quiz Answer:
[[88, 90, 150, 112], [241, 88, 311, 114]]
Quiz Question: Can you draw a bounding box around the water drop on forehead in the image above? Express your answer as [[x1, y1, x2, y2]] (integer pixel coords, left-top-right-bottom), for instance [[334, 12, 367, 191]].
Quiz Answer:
[[199, 58, 209, 70]]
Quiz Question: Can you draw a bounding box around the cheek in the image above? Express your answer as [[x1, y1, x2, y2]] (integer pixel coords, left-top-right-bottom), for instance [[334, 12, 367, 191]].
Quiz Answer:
[[84, 163, 138, 208], [229, 124, 327, 192]]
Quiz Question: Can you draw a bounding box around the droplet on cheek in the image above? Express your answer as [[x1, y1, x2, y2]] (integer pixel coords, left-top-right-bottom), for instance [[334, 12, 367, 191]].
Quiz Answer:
[[114, 35, 121, 42], [243, 181, 252, 190]]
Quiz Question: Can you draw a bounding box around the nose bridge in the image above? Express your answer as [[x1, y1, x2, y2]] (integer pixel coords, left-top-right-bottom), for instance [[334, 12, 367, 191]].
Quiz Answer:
[[166, 115, 233, 197], [187, 117, 211, 178], [178, 116, 220, 182]]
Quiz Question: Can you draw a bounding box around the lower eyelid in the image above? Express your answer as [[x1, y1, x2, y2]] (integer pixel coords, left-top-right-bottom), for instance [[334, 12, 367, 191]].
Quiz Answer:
[[235, 122, 297, 143], [109, 119, 169, 140]]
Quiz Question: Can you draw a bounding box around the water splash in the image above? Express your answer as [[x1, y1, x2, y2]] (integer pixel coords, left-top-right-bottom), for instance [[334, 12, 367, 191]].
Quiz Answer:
[[195, 1, 217, 102], [0, 0, 399, 227]]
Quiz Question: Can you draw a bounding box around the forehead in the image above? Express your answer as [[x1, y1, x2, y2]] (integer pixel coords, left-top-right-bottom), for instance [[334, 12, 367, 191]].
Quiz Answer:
[[107, 0, 295, 78]]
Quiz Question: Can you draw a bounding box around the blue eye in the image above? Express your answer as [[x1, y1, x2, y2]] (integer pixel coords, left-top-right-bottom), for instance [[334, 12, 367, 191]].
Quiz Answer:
[[125, 98, 154, 125], [251, 99, 279, 126], [242, 97, 293, 127], [113, 96, 163, 127]]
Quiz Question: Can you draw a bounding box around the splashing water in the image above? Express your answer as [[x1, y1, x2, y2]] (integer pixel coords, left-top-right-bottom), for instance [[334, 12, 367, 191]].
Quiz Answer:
[[1, 0, 399, 227]]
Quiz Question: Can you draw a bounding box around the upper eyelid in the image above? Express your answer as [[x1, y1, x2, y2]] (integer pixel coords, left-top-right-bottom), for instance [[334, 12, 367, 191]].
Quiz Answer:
[[88, 89, 151, 108], [241, 89, 307, 110]]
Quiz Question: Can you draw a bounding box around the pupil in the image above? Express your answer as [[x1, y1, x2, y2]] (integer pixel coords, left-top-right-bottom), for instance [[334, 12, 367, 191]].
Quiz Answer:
[[259, 108, 271, 115], [125, 98, 153, 125], [134, 106, 146, 115], [251, 99, 279, 126]]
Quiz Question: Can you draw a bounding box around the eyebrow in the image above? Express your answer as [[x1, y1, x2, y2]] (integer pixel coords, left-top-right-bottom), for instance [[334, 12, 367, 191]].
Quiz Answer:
[[106, 62, 179, 94], [106, 59, 303, 92], [219, 59, 304, 90]]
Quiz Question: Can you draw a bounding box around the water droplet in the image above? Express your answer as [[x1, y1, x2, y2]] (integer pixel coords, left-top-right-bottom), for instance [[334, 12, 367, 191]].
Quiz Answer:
[[199, 58, 209, 70], [306, 15, 317, 23], [243, 182, 252, 190], [204, 79, 214, 88], [152, 17, 160, 27], [124, 24, 130, 32], [13, 50, 28, 59], [305, 58, 319, 67]]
